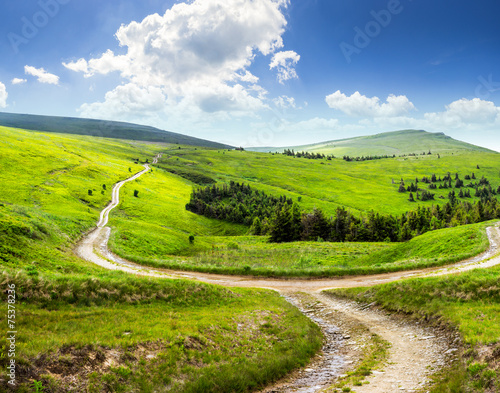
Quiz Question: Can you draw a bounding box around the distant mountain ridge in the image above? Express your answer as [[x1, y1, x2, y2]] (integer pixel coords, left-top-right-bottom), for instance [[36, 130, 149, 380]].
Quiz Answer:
[[0, 112, 233, 149], [249, 129, 494, 156]]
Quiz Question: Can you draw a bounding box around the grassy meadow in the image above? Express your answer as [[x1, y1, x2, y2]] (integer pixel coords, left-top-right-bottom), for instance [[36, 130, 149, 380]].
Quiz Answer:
[[0, 126, 321, 392], [109, 149, 493, 277], [1, 271, 321, 392], [1, 124, 500, 392], [154, 145, 500, 217]]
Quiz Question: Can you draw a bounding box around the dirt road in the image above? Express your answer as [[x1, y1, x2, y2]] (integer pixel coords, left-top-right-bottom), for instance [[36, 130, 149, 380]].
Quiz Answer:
[[74, 161, 500, 392]]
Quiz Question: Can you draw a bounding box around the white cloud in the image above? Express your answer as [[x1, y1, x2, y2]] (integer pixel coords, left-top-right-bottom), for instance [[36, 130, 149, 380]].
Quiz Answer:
[[0, 82, 7, 108], [273, 95, 296, 109], [348, 97, 500, 145], [63, 50, 131, 79], [62, 58, 89, 75], [11, 78, 27, 85], [325, 90, 415, 117], [269, 50, 300, 84], [68, 0, 291, 119], [79, 83, 166, 120], [24, 66, 60, 85], [424, 98, 500, 126]]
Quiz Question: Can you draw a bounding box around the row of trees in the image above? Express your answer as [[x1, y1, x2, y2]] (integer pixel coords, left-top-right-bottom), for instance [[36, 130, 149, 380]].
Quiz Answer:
[[343, 154, 396, 162], [186, 182, 500, 243], [280, 150, 437, 163], [265, 197, 500, 243], [282, 149, 334, 160]]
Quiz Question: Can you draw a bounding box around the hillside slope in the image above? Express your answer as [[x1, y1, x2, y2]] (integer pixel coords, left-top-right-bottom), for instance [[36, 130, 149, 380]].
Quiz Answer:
[[250, 129, 493, 156], [0, 111, 233, 148]]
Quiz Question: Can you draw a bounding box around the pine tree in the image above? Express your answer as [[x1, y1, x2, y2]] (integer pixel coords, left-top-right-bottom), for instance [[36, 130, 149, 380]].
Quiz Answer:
[[250, 217, 262, 235]]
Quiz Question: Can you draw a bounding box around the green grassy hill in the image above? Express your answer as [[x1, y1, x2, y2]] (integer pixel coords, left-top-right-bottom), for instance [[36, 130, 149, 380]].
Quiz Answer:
[[250, 129, 493, 156], [0, 125, 320, 392], [0, 111, 233, 148], [154, 146, 500, 217], [1, 123, 499, 392]]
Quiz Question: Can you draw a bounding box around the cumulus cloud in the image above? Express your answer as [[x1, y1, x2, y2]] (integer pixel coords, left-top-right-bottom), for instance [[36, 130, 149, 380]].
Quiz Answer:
[[63, 50, 130, 78], [325, 91, 415, 117], [269, 50, 300, 83], [25, 66, 60, 85], [350, 97, 500, 144], [0, 82, 7, 108], [62, 58, 90, 75], [11, 78, 27, 85], [66, 0, 292, 118], [424, 98, 500, 127], [79, 83, 166, 120]]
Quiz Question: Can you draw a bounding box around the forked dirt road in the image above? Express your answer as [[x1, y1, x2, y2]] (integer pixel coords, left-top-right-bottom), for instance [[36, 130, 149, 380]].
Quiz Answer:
[[75, 162, 500, 392]]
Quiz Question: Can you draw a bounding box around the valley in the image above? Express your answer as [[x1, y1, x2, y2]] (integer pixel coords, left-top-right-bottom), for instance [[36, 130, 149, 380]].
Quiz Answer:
[[0, 123, 499, 392]]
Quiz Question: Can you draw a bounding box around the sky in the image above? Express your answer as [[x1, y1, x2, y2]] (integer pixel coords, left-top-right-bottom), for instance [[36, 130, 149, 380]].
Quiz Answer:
[[1, 0, 500, 150]]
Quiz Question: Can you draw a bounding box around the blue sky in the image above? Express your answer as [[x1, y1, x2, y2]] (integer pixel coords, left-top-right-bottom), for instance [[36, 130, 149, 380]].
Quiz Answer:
[[1, 0, 500, 150]]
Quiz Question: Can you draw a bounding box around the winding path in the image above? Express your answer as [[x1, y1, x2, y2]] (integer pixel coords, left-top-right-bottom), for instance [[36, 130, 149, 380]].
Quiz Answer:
[[74, 159, 500, 393]]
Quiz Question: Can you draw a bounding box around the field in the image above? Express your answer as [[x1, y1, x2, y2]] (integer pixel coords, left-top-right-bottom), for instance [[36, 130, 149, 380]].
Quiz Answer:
[[153, 144, 500, 217], [1, 124, 500, 392], [0, 126, 321, 392], [3, 271, 321, 392]]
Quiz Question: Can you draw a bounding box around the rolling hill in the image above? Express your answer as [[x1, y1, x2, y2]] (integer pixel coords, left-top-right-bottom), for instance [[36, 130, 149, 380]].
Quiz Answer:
[[249, 129, 494, 156], [0, 111, 233, 148], [1, 122, 500, 391]]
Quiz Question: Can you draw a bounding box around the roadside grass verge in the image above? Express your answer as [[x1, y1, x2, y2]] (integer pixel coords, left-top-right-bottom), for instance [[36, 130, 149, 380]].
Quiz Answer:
[[0, 272, 322, 392], [326, 263, 500, 392]]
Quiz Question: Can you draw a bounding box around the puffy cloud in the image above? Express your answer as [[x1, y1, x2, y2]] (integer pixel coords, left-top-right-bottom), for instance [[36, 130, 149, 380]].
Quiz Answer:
[[351, 98, 500, 144], [11, 78, 27, 85], [0, 82, 7, 108], [62, 58, 89, 75], [24, 66, 59, 85], [68, 0, 291, 118], [193, 83, 268, 114], [269, 50, 300, 83], [325, 90, 415, 117], [424, 98, 500, 126], [63, 50, 130, 78], [79, 83, 166, 120]]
